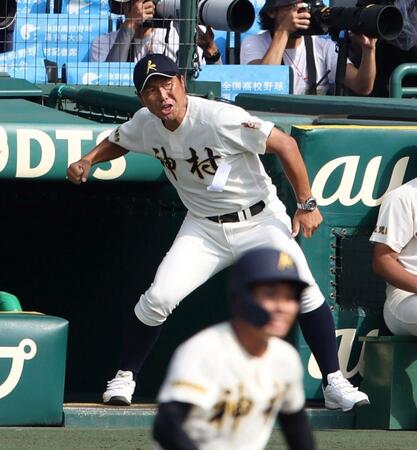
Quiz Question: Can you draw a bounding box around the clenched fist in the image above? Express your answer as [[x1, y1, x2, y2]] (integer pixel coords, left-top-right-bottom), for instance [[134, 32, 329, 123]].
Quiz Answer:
[[67, 159, 92, 184]]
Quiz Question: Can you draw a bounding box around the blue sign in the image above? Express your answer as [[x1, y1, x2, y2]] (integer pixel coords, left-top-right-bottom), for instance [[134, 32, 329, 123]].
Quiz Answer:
[[61, 0, 109, 16], [0, 46, 47, 83], [196, 64, 292, 100], [16, 0, 47, 15], [14, 14, 110, 66], [65, 62, 134, 85]]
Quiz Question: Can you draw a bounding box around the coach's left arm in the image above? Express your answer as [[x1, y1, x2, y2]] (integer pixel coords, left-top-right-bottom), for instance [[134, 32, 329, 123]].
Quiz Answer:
[[266, 127, 323, 238]]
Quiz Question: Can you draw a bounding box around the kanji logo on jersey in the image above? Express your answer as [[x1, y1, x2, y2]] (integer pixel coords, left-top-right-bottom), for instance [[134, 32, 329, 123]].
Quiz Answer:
[[153, 147, 177, 180], [373, 225, 387, 235], [208, 384, 253, 430], [186, 148, 221, 180], [241, 121, 262, 129]]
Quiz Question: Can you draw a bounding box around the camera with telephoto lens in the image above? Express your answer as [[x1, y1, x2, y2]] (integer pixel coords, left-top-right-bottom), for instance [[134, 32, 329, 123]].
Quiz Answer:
[[109, 0, 255, 32], [297, 0, 403, 41]]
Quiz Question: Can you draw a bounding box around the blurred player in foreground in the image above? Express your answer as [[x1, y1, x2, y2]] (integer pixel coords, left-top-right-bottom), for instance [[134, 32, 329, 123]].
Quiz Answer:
[[153, 247, 315, 450], [67, 53, 369, 412]]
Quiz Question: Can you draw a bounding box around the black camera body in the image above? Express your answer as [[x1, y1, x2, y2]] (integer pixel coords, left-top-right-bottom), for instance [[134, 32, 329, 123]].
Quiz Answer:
[[109, 0, 255, 32], [298, 0, 403, 41]]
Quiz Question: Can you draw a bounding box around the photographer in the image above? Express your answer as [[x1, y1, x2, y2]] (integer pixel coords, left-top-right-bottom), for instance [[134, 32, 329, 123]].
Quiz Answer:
[[90, 0, 221, 64], [241, 0, 376, 95]]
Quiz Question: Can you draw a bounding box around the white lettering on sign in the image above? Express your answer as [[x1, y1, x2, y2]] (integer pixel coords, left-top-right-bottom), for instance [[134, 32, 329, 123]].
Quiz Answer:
[[0, 126, 9, 173], [311, 156, 409, 207], [16, 129, 55, 178], [92, 129, 127, 180], [0, 339, 37, 399], [307, 328, 379, 380], [2, 128, 128, 180], [56, 129, 93, 166]]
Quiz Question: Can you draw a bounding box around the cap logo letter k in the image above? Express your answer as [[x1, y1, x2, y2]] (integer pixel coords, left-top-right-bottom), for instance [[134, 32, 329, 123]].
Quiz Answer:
[[147, 60, 157, 74]]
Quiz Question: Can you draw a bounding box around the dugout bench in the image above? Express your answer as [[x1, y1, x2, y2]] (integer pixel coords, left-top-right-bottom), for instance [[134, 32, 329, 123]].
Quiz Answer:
[[0, 292, 68, 426], [357, 335, 417, 430]]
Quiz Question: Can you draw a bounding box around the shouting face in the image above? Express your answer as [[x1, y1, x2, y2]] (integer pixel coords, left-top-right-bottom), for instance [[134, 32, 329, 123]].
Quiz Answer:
[[140, 74, 188, 131]]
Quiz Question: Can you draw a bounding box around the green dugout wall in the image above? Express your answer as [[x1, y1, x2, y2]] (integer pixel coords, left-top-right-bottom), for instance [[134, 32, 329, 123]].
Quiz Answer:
[[1, 96, 417, 401], [289, 125, 417, 398]]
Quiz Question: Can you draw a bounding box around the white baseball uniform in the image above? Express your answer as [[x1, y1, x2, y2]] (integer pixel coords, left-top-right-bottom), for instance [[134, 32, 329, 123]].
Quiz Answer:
[[370, 177, 417, 336], [156, 322, 305, 450], [108, 95, 324, 325]]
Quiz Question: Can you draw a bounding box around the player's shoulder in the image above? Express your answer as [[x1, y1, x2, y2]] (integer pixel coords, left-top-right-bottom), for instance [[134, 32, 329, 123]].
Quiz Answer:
[[174, 322, 231, 358], [130, 105, 155, 125], [188, 95, 246, 124], [269, 337, 299, 356], [269, 338, 302, 369], [383, 178, 417, 205]]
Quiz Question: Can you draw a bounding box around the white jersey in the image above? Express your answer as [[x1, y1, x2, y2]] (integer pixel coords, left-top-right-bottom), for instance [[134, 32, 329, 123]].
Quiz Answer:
[[108, 96, 280, 217], [157, 322, 305, 450], [241, 32, 349, 95], [370, 177, 417, 277]]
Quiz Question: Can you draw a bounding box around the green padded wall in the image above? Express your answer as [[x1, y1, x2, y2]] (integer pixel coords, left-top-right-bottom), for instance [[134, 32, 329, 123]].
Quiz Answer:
[[0, 314, 68, 425], [288, 125, 417, 399]]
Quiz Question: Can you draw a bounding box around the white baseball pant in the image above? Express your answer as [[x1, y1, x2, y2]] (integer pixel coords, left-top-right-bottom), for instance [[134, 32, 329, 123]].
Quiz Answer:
[[135, 199, 325, 326], [383, 285, 417, 336]]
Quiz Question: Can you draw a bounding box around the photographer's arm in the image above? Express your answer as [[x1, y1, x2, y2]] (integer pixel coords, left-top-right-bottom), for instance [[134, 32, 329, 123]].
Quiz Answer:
[[197, 26, 222, 65], [251, 29, 289, 65], [249, 5, 310, 65], [106, 0, 155, 62], [344, 36, 377, 95]]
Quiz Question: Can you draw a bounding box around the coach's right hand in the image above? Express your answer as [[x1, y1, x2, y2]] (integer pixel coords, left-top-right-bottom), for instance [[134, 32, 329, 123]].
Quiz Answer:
[[67, 159, 92, 184]]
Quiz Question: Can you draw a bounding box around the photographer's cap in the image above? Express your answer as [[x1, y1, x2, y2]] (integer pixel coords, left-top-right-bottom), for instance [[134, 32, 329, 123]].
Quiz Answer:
[[260, 0, 301, 13], [134, 53, 180, 93]]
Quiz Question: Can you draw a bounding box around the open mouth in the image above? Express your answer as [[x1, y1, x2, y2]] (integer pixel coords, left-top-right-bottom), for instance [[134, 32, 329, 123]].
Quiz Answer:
[[161, 104, 173, 115]]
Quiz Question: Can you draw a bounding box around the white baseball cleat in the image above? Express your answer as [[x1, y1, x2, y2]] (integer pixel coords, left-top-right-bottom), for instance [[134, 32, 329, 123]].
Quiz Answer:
[[102, 370, 136, 406], [323, 370, 370, 412]]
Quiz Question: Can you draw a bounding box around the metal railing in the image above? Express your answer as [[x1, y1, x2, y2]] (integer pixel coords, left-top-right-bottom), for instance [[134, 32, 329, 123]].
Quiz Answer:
[[389, 63, 417, 99]]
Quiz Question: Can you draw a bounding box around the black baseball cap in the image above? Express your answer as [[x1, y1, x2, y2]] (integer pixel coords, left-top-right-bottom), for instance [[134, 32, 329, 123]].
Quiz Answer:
[[133, 53, 180, 93], [260, 0, 301, 13], [230, 247, 309, 296]]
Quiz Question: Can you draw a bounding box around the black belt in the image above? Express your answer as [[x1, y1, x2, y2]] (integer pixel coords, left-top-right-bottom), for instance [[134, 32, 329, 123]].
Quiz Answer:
[[207, 200, 266, 224]]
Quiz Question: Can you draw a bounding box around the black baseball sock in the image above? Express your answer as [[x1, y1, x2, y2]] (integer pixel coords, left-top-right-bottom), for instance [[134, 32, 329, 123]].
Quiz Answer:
[[119, 314, 163, 380], [298, 302, 339, 386]]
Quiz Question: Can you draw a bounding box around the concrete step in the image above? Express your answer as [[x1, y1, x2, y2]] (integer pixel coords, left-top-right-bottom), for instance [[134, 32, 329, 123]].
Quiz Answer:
[[63, 403, 356, 429]]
